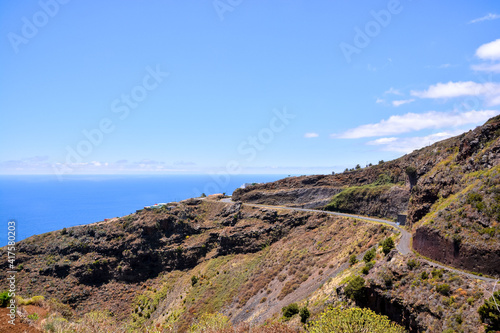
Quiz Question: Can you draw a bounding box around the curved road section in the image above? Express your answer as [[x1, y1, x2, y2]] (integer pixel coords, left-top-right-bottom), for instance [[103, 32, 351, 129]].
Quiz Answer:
[[220, 197, 497, 283]]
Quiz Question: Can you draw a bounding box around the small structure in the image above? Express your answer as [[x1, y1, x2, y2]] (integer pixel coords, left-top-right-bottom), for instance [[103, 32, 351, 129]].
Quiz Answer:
[[397, 213, 407, 226], [144, 203, 169, 210]]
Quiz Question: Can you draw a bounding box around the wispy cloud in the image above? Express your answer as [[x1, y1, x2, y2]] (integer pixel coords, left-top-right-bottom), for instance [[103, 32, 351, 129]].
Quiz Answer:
[[376, 98, 385, 104], [304, 132, 319, 138], [471, 63, 500, 73], [469, 13, 500, 24], [384, 87, 403, 95], [367, 131, 463, 153], [411, 81, 500, 106], [335, 110, 499, 139], [392, 99, 415, 107]]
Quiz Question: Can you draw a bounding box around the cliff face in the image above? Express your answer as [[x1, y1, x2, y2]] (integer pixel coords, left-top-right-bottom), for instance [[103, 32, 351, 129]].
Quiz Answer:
[[413, 226, 500, 276]]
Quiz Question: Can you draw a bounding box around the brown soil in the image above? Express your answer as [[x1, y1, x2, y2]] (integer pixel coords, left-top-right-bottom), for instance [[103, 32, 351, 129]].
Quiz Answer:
[[0, 307, 42, 333]]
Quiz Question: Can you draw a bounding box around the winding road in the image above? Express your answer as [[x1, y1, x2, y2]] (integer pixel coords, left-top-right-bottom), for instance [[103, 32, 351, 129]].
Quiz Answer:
[[220, 197, 498, 283]]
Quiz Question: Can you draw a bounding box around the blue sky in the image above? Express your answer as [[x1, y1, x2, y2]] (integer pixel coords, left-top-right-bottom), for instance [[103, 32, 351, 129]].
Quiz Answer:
[[1, 0, 499, 176]]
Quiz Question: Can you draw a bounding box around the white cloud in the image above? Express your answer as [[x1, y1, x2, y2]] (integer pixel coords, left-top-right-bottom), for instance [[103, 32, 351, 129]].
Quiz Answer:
[[475, 39, 500, 60], [411, 81, 500, 106], [471, 63, 500, 73], [439, 63, 451, 68], [384, 87, 402, 95], [336, 110, 499, 139], [367, 131, 463, 153], [304, 132, 319, 138], [392, 99, 415, 107], [469, 13, 500, 24], [376, 98, 385, 104]]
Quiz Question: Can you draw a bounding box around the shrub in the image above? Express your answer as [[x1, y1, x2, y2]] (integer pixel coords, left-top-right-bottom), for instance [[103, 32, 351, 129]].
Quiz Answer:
[[344, 276, 365, 301], [421, 271, 429, 280], [478, 291, 500, 331], [0, 291, 11, 307], [282, 303, 299, 319], [379, 268, 394, 288], [381, 238, 395, 255], [307, 306, 405, 333], [349, 254, 358, 266], [191, 275, 198, 286], [363, 248, 376, 263], [28, 313, 39, 320], [17, 295, 44, 306], [436, 284, 450, 296], [361, 261, 374, 275], [374, 173, 392, 186], [299, 306, 310, 323], [407, 259, 418, 270], [431, 268, 443, 279]]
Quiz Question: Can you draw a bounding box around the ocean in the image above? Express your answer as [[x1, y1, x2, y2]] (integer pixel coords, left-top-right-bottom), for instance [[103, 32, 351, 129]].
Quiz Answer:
[[0, 174, 287, 246]]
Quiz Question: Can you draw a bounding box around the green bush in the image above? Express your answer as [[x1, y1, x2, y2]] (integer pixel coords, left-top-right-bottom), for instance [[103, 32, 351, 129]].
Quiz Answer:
[[478, 291, 500, 332], [349, 254, 358, 266], [381, 237, 395, 255], [307, 306, 405, 333], [436, 284, 450, 296], [431, 268, 443, 279], [361, 261, 375, 275], [407, 259, 418, 270], [363, 248, 376, 263], [191, 275, 198, 286], [0, 291, 11, 307], [421, 271, 429, 280], [299, 306, 310, 323], [344, 276, 365, 302], [373, 173, 392, 186], [282, 303, 299, 319], [28, 313, 39, 321]]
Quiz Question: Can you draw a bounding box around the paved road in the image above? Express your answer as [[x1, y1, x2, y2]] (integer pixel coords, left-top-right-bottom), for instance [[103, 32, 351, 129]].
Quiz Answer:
[[220, 197, 498, 283]]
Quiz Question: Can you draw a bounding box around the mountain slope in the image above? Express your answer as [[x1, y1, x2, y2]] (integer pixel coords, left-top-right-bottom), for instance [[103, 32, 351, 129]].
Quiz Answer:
[[234, 116, 500, 277]]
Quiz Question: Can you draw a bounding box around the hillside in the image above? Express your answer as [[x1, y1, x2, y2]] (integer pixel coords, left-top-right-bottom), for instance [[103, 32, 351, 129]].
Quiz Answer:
[[1, 117, 499, 332], [234, 116, 500, 278]]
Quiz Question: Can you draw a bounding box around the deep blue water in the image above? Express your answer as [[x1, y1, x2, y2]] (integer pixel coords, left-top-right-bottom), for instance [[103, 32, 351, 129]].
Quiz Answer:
[[0, 174, 287, 246]]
